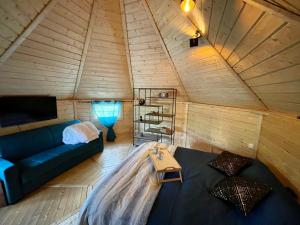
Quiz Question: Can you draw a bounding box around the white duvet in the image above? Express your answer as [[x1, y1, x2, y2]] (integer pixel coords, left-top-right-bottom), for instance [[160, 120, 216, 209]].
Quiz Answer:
[[78, 142, 177, 225], [63, 121, 100, 145]]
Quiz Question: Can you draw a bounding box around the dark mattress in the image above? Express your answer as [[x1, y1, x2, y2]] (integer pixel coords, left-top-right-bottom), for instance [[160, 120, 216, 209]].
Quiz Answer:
[[147, 147, 300, 225]]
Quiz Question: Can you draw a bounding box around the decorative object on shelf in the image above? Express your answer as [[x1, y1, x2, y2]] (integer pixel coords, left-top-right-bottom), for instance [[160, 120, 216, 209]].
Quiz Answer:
[[140, 116, 143, 121], [138, 98, 145, 105], [160, 127, 172, 135], [180, 0, 196, 13], [159, 92, 169, 98]]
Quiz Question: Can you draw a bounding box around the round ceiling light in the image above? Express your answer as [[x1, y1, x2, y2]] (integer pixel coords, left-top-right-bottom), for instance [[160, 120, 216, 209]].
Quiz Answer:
[[180, 0, 196, 13]]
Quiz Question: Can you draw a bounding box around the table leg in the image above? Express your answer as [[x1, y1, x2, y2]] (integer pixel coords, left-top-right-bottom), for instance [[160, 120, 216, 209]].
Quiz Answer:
[[156, 172, 160, 184]]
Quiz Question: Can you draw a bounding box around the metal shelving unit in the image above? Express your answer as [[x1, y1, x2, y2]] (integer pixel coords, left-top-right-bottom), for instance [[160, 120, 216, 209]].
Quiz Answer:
[[133, 88, 177, 146]]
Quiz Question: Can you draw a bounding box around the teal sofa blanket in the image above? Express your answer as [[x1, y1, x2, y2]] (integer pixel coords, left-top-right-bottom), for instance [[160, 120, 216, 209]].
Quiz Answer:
[[0, 120, 104, 204]]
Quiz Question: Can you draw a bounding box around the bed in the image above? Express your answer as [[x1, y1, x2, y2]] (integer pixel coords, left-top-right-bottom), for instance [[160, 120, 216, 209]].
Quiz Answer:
[[79, 143, 300, 225], [148, 147, 300, 225]]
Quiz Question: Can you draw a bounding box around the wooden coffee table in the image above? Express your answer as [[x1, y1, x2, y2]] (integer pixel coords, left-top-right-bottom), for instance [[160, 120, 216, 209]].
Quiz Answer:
[[149, 148, 183, 184]]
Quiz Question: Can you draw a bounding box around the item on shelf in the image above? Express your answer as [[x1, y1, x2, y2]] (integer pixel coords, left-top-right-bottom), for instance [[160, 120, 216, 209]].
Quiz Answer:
[[151, 111, 158, 115], [160, 127, 172, 135], [138, 98, 145, 105], [140, 116, 143, 121], [159, 92, 169, 98]]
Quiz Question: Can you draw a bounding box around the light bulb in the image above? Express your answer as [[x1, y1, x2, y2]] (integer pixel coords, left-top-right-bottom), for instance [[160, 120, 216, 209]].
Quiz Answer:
[[180, 0, 196, 13]]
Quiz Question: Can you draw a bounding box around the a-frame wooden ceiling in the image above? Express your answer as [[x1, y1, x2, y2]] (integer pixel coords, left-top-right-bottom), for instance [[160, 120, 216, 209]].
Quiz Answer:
[[0, 0, 299, 114]]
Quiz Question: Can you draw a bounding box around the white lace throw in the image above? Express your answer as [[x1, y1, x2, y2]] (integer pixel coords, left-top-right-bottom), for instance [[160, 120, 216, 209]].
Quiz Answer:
[[78, 142, 177, 225]]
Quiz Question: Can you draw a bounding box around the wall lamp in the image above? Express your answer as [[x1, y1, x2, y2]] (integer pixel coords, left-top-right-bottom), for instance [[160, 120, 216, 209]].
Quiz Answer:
[[190, 30, 201, 47]]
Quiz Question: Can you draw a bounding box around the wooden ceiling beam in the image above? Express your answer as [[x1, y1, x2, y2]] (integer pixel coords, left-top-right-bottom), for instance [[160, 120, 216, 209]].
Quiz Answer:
[[0, 0, 60, 65], [243, 0, 300, 24], [120, 0, 135, 93], [73, 0, 97, 97], [142, 0, 190, 101]]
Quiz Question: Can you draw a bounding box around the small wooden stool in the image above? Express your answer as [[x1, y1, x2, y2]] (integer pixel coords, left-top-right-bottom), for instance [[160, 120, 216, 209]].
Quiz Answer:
[[149, 149, 183, 184]]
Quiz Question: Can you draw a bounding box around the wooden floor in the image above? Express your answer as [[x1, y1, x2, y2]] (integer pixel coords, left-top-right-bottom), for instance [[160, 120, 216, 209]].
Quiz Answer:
[[0, 135, 133, 225]]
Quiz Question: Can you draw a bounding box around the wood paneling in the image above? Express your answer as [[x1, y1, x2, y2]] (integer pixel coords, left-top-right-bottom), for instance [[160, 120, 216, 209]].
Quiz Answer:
[[185, 103, 263, 158], [0, 0, 50, 55], [257, 113, 300, 196], [174, 102, 188, 146], [0, 0, 92, 98], [267, 0, 300, 16], [123, 0, 187, 100], [187, 0, 300, 114], [146, 0, 264, 110], [76, 0, 132, 99], [0, 100, 74, 136]]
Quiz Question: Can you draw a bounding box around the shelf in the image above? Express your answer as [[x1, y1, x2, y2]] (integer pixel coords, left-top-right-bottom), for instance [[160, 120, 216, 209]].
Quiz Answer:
[[134, 120, 162, 125], [145, 112, 175, 117], [134, 133, 160, 145], [133, 88, 177, 146], [145, 128, 174, 135], [134, 134, 159, 140], [146, 97, 175, 100], [134, 104, 162, 107]]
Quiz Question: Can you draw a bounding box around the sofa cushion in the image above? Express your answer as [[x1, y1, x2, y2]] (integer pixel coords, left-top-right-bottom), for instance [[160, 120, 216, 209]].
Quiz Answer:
[[0, 127, 55, 161], [48, 120, 80, 146], [17, 139, 99, 184], [0, 120, 80, 162], [17, 144, 79, 183]]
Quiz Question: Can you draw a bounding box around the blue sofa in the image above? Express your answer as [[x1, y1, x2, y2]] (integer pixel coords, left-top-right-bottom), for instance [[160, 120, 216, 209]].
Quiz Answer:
[[0, 120, 104, 204]]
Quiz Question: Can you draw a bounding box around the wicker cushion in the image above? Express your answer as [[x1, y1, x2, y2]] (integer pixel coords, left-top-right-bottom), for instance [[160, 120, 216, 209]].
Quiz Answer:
[[208, 151, 252, 176], [211, 177, 271, 215]]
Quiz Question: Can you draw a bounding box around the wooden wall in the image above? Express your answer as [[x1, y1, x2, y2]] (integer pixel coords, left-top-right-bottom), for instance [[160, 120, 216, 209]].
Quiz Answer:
[[174, 102, 189, 146], [187, 0, 300, 114], [0, 0, 92, 98], [0, 0, 133, 100], [183, 103, 300, 197], [0, 100, 74, 136], [0, 0, 50, 55], [76, 0, 132, 99], [146, 0, 265, 110], [257, 113, 300, 196], [123, 0, 187, 100], [185, 103, 263, 158]]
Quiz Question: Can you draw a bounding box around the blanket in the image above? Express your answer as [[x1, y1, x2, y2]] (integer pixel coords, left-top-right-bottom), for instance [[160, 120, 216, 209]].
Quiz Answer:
[[63, 121, 99, 145], [78, 142, 177, 225]]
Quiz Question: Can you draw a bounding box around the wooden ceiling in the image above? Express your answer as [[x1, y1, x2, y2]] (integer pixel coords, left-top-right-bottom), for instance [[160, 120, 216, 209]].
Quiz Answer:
[[183, 0, 300, 113], [123, 0, 188, 100], [0, 0, 299, 114]]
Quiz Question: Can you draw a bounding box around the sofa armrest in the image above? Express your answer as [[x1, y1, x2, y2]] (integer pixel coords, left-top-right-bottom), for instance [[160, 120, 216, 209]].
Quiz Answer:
[[0, 158, 22, 204]]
